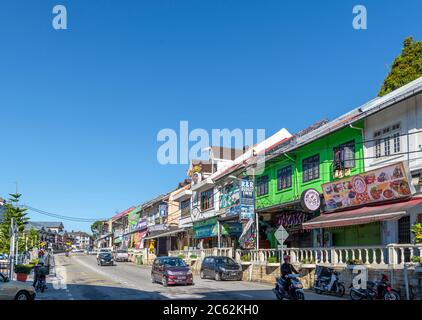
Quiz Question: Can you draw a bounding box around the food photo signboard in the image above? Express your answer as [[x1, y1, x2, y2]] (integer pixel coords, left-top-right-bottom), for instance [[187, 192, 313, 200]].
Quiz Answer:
[[322, 162, 414, 212]]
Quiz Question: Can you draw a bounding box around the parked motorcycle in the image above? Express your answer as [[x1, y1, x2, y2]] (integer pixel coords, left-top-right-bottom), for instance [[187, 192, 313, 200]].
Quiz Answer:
[[273, 274, 305, 300], [314, 267, 345, 297], [349, 274, 400, 300]]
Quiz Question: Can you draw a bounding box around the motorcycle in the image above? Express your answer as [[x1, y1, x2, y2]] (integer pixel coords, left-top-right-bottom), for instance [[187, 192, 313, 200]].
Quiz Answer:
[[349, 274, 400, 300], [314, 267, 345, 297], [35, 275, 47, 293], [273, 274, 305, 300]]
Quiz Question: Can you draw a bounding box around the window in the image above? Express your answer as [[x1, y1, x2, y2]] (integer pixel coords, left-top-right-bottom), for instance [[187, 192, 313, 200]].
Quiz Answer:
[[393, 132, 401, 153], [375, 139, 382, 158], [333, 140, 355, 170], [256, 175, 269, 196], [303, 154, 320, 182], [180, 199, 190, 217], [277, 166, 292, 190], [373, 123, 401, 158], [200, 188, 214, 211]]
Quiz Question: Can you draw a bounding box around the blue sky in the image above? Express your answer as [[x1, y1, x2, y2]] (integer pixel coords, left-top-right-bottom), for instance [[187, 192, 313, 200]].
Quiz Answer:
[[0, 0, 421, 232]]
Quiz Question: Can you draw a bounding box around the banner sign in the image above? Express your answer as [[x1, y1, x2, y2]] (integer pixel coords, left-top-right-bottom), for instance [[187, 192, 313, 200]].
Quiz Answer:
[[239, 219, 256, 249], [193, 218, 218, 239], [221, 221, 243, 236], [277, 212, 305, 227], [322, 162, 414, 212], [135, 218, 148, 231], [219, 179, 255, 219]]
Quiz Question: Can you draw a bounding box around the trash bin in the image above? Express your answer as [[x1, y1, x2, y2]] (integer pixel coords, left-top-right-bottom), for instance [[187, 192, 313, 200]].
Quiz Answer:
[[136, 256, 142, 265]]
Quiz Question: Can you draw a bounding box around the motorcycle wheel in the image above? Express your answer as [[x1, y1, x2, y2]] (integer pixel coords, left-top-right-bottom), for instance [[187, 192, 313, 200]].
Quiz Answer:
[[295, 291, 305, 300], [336, 284, 345, 297], [350, 290, 363, 301], [41, 284, 45, 293], [384, 291, 400, 301]]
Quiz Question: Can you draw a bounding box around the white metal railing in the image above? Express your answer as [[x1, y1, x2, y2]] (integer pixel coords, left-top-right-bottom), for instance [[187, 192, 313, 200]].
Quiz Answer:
[[234, 244, 422, 268], [168, 247, 233, 259]]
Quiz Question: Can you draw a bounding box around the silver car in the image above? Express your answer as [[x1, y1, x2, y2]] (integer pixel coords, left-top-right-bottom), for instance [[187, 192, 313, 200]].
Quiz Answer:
[[0, 273, 36, 300]]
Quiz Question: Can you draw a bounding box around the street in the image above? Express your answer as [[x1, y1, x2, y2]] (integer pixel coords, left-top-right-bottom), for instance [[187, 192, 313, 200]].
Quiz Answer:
[[35, 253, 345, 300]]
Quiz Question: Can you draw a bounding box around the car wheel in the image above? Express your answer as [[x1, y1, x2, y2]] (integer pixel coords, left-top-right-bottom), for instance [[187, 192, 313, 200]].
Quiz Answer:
[[15, 291, 30, 300], [162, 276, 168, 287], [200, 270, 205, 279], [215, 272, 221, 281]]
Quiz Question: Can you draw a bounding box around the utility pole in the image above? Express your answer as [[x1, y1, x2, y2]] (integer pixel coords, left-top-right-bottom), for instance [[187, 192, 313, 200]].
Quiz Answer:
[[9, 218, 16, 279]]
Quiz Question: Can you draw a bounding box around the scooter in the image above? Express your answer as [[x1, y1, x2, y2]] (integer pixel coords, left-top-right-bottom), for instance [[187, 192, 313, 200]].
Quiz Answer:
[[35, 275, 47, 293], [273, 274, 305, 300], [349, 274, 400, 300], [314, 268, 345, 297]]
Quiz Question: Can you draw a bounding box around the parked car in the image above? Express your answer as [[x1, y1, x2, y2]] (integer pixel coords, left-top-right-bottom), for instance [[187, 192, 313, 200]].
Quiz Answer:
[[72, 248, 84, 253], [0, 254, 8, 264], [114, 249, 128, 262], [0, 272, 36, 300], [97, 252, 114, 266], [200, 256, 242, 281], [151, 256, 193, 286], [97, 248, 111, 258]]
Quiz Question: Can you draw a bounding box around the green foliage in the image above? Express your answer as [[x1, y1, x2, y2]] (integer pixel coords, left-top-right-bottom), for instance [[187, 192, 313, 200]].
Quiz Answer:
[[346, 259, 364, 265], [0, 193, 29, 253], [14, 264, 33, 275], [267, 256, 279, 263], [411, 256, 421, 264], [411, 223, 422, 244], [27, 228, 39, 250], [240, 254, 251, 262], [379, 36, 422, 97], [178, 254, 185, 259], [300, 258, 315, 264], [189, 254, 197, 259], [91, 221, 104, 238]]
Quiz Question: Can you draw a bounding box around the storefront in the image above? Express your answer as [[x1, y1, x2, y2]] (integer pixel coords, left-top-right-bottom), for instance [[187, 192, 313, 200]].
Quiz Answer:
[[303, 162, 420, 246]]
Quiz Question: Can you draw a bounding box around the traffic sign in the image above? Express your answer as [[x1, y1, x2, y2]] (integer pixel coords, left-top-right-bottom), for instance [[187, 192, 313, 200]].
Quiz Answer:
[[274, 225, 289, 245]]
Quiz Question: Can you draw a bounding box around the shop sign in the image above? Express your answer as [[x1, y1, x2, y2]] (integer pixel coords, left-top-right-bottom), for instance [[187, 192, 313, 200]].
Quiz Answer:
[[239, 219, 256, 249], [300, 189, 321, 212], [277, 212, 305, 227], [221, 221, 243, 236], [193, 217, 218, 239], [135, 218, 148, 231], [148, 224, 167, 232], [159, 204, 167, 217], [128, 208, 140, 227], [219, 179, 254, 219], [322, 161, 414, 212]]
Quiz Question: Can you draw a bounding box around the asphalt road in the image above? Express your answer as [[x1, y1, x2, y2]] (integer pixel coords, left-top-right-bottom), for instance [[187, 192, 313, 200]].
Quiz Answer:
[[36, 253, 345, 300]]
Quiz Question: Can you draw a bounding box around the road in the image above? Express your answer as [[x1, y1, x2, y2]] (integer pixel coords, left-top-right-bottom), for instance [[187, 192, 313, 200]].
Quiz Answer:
[[36, 253, 345, 300]]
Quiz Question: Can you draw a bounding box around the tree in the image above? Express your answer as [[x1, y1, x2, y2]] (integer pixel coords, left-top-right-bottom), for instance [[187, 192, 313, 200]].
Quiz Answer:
[[378, 36, 422, 97], [91, 220, 104, 239], [0, 193, 29, 253]]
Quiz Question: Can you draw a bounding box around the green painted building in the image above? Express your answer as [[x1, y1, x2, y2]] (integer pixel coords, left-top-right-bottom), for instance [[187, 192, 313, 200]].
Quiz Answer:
[[254, 120, 374, 248]]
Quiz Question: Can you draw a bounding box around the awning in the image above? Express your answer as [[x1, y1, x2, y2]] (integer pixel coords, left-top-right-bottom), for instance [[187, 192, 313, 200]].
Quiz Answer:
[[144, 227, 186, 240], [302, 198, 422, 230]]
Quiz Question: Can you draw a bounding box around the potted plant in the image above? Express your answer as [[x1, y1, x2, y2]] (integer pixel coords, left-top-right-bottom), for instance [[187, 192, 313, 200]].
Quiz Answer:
[[14, 264, 33, 282], [189, 254, 197, 260], [346, 259, 364, 269], [300, 258, 316, 268], [178, 254, 185, 260], [267, 256, 279, 266], [240, 254, 252, 265]]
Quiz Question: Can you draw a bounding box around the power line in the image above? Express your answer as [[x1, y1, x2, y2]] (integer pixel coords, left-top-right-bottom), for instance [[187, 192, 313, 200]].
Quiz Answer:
[[23, 205, 106, 223]]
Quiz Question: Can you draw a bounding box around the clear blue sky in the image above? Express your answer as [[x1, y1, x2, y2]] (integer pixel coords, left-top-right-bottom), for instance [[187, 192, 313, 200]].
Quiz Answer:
[[0, 0, 421, 232]]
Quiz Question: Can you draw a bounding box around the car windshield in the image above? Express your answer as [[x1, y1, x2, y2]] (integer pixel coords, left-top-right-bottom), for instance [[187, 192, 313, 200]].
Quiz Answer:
[[217, 257, 237, 265], [99, 253, 111, 258], [162, 258, 186, 267], [117, 250, 127, 253]]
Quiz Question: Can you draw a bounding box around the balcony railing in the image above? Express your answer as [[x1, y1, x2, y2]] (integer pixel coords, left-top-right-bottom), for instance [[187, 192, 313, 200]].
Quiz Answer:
[[235, 244, 422, 268]]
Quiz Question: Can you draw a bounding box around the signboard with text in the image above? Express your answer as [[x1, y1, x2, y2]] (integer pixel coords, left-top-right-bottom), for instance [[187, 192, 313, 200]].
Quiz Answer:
[[322, 162, 414, 212]]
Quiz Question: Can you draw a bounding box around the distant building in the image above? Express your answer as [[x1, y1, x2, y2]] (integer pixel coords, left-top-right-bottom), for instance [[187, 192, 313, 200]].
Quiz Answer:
[[68, 231, 93, 250], [25, 221, 65, 251]]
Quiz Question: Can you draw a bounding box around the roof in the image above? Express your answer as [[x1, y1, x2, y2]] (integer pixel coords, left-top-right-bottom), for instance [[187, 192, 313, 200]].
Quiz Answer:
[[267, 76, 422, 164], [111, 206, 136, 221], [68, 231, 91, 238], [302, 197, 422, 229], [210, 146, 244, 161]]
